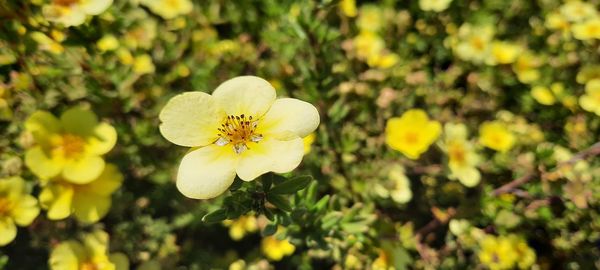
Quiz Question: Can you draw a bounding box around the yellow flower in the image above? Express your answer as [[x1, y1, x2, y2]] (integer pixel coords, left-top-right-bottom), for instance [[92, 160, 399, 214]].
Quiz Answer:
[[374, 165, 412, 203], [39, 164, 122, 223], [487, 41, 521, 65], [368, 53, 399, 69], [340, 0, 357, 17], [531, 85, 556, 105], [579, 79, 600, 116], [572, 18, 600, 40], [419, 0, 453, 12], [478, 234, 536, 270], [0, 177, 40, 246], [30, 32, 64, 55], [159, 76, 320, 199], [454, 23, 495, 64], [124, 19, 157, 50], [545, 11, 570, 31], [371, 250, 392, 270], [303, 133, 316, 154], [261, 234, 295, 261], [140, 0, 192, 20], [357, 5, 383, 32], [478, 121, 515, 153], [97, 35, 119, 52], [442, 123, 481, 187], [43, 0, 113, 26], [25, 108, 117, 184], [133, 54, 155, 74], [49, 230, 129, 270], [577, 65, 600, 84], [353, 31, 385, 61], [223, 215, 258, 241], [560, 1, 597, 22], [385, 109, 441, 159], [0, 84, 13, 120], [116, 48, 134, 65], [513, 52, 542, 84]]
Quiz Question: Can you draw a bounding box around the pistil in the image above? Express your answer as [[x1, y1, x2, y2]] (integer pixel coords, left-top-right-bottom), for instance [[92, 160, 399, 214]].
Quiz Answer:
[[215, 114, 263, 154]]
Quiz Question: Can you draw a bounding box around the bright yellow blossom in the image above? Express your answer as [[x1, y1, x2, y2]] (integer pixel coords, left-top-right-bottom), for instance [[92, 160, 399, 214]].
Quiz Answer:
[[572, 18, 600, 40], [261, 234, 295, 261], [133, 54, 155, 74], [487, 41, 521, 65], [531, 85, 556, 105], [223, 215, 258, 241], [49, 230, 129, 270], [385, 109, 441, 159], [353, 31, 385, 61], [560, 1, 597, 22], [97, 35, 119, 52], [159, 76, 320, 199], [39, 164, 122, 223], [419, 0, 453, 12], [25, 107, 117, 183], [478, 121, 515, 153], [478, 234, 535, 270], [43, 0, 113, 27], [441, 123, 481, 187], [357, 5, 383, 32], [140, 0, 192, 20], [513, 52, 542, 84], [579, 79, 600, 116], [0, 177, 40, 246], [454, 23, 495, 64], [340, 0, 357, 17], [545, 11, 570, 32]]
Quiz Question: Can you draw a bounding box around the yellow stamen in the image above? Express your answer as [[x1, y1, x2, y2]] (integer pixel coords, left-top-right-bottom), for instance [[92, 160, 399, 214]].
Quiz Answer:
[[53, 134, 86, 159], [215, 114, 263, 154], [0, 197, 12, 215]]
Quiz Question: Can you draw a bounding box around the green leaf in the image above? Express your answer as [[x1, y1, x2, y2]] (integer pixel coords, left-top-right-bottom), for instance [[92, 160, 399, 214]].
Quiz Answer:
[[269, 175, 313, 195], [267, 194, 292, 212], [262, 223, 278, 237], [202, 209, 228, 223], [312, 195, 330, 212], [229, 177, 243, 191]]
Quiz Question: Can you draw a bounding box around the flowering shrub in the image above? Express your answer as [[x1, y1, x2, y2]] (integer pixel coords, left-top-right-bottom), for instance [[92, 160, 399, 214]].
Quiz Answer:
[[1, 0, 600, 269]]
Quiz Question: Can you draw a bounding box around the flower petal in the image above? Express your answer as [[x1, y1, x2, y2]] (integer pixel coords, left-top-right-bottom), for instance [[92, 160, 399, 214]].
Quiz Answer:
[[25, 146, 64, 180], [72, 193, 111, 223], [86, 123, 117, 156], [80, 0, 112, 15], [81, 164, 123, 196], [39, 183, 74, 220], [49, 241, 85, 270], [25, 111, 61, 146], [258, 98, 320, 139], [62, 156, 105, 184], [212, 76, 276, 118], [11, 195, 40, 226], [159, 92, 224, 147], [60, 107, 98, 137], [0, 217, 16, 246], [236, 137, 304, 181], [177, 145, 238, 199]]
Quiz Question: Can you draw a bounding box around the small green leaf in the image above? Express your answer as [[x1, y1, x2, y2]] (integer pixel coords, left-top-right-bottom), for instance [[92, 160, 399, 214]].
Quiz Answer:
[[269, 175, 313, 195], [202, 209, 228, 223], [312, 195, 330, 211], [267, 194, 292, 212], [262, 223, 278, 237]]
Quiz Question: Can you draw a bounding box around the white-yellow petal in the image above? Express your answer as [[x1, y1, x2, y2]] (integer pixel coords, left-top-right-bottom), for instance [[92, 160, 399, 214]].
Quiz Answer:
[[80, 0, 112, 15], [177, 145, 238, 199], [212, 76, 276, 118], [159, 92, 224, 147], [236, 137, 304, 181], [258, 98, 320, 139]]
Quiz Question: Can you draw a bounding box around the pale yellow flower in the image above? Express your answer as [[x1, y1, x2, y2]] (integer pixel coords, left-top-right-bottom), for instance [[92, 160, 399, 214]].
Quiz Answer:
[[0, 177, 40, 246], [487, 41, 521, 65], [140, 0, 192, 20], [340, 0, 357, 17], [133, 54, 155, 74], [560, 1, 597, 22], [577, 65, 600, 84], [261, 234, 295, 261], [545, 11, 570, 32], [223, 215, 258, 241], [512, 52, 542, 84], [96, 35, 119, 52], [39, 164, 123, 223], [478, 234, 536, 270], [385, 109, 441, 159], [478, 121, 515, 153], [419, 0, 453, 12], [49, 230, 128, 270], [442, 123, 481, 187], [353, 31, 385, 61], [531, 85, 556, 105], [572, 18, 600, 40], [579, 79, 600, 116], [159, 76, 320, 199], [43, 0, 113, 27], [454, 23, 495, 64], [374, 165, 412, 203], [357, 5, 383, 32]]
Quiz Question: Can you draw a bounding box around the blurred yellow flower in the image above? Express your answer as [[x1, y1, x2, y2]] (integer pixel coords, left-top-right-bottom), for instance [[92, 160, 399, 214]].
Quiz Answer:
[[560, 1, 597, 22], [159, 76, 319, 199], [487, 41, 521, 65], [223, 215, 258, 241], [124, 19, 157, 50], [454, 23, 494, 64], [357, 5, 383, 32], [441, 123, 481, 187], [39, 164, 122, 223], [572, 18, 600, 40], [374, 165, 412, 203], [140, 0, 192, 20], [513, 52, 542, 84], [419, 0, 453, 12], [133, 54, 155, 74], [478, 234, 535, 270], [49, 230, 129, 270], [576, 65, 600, 84], [531, 85, 556, 105], [116, 48, 134, 65], [478, 121, 515, 153], [30, 32, 64, 55], [368, 52, 399, 69], [340, 0, 357, 17], [303, 133, 316, 154], [579, 79, 600, 116], [43, 0, 113, 27], [545, 11, 570, 32], [97, 35, 119, 52], [385, 109, 441, 159], [25, 107, 117, 183], [0, 84, 12, 120], [371, 249, 392, 270], [261, 234, 295, 261], [353, 31, 385, 61], [0, 177, 40, 246]]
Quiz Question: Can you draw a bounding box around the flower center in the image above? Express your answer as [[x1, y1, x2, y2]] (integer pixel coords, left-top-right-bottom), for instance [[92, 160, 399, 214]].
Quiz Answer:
[[53, 134, 86, 159], [404, 132, 419, 144], [215, 114, 263, 154], [449, 143, 466, 165], [79, 262, 99, 270], [0, 197, 12, 216]]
